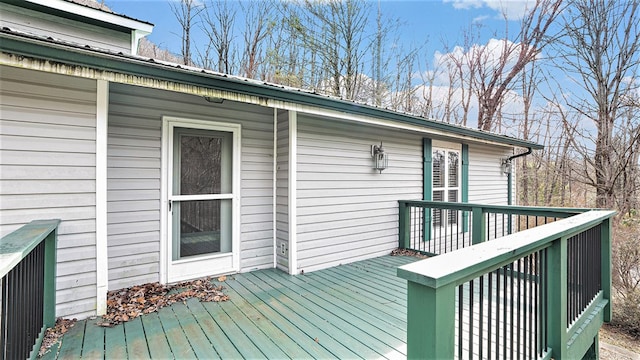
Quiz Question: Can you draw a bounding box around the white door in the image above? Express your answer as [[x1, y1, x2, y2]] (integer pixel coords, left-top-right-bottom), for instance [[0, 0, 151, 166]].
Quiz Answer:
[[162, 117, 240, 283]]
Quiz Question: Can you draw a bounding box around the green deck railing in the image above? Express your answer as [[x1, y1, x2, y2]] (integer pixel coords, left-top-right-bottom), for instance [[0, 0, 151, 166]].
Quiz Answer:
[[397, 210, 614, 359], [0, 220, 60, 360], [398, 200, 589, 255]]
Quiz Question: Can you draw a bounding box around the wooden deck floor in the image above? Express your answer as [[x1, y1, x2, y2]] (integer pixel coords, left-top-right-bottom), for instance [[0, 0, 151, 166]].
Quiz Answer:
[[41, 255, 417, 360]]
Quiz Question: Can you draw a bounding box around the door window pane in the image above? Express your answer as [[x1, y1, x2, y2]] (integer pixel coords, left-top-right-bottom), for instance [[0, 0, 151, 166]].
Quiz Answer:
[[180, 135, 222, 195], [174, 128, 232, 195], [173, 199, 232, 259]]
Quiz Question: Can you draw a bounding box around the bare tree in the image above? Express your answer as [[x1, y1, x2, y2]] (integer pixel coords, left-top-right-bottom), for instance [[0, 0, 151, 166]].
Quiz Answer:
[[287, 0, 370, 100], [200, 0, 237, 74], [170, 0, 203, 66], [474, 0, 564, 131], [554, 0, 640, 211], [239, 1, 274, 79]]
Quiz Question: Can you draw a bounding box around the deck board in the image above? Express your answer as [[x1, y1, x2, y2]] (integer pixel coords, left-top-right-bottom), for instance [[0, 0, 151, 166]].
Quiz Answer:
[[123, 316, 151, 359], [48, 255, 418, 359], [223, 274, 335, 359], [139, 312, 173, 359], [104, 321, 127, 359], [157, 305, 197, 359], [80, 319, 105, 359], [56, 319, 85, 360]]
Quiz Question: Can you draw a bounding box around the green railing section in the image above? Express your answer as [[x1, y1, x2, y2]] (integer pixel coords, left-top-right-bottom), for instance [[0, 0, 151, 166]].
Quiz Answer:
[[398, 200, 589, 255], [397, 210, 614, 359], [1, 220, 60, 360]]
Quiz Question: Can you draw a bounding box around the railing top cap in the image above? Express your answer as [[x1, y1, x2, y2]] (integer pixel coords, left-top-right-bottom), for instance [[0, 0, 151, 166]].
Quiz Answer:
[[397, 210, 615, 289], [1, 219, 61, 278]]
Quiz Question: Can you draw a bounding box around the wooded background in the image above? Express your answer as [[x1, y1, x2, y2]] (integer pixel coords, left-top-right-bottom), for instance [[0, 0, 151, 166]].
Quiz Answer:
[[134, 0, 639, 334]]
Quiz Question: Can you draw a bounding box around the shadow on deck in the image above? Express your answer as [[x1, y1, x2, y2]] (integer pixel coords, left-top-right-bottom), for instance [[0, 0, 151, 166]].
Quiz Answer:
[[42, 255, 417, 360]]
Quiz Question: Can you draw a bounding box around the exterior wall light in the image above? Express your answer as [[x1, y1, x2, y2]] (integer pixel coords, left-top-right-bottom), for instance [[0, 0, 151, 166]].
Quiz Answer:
[[371, 142, 388, 173], [501, 159, 512, 174]]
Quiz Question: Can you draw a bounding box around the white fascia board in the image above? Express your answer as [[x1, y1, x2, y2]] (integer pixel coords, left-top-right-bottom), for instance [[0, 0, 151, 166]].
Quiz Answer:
[[24, 0, 154, 33]]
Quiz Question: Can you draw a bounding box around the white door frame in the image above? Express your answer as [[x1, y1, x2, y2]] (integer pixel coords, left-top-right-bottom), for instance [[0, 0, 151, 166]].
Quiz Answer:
[[160, 116, 241, 283]]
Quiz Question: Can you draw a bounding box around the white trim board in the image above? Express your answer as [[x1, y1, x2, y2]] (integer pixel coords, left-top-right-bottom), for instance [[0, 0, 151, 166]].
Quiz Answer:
[[288, 110, 298, 275], [95, 79, 108, 315]]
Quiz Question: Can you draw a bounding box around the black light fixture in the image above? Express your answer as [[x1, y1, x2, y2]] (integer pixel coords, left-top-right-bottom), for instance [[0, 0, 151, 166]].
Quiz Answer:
[[371, 142, 388, 173]]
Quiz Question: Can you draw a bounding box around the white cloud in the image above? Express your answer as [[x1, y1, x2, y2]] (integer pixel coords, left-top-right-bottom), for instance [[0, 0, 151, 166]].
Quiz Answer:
[[444, 0, 535, 20]]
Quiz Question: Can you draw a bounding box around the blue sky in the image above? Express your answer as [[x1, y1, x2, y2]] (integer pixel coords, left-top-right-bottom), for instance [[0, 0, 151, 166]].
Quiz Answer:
[[105, 0, 530, 63]]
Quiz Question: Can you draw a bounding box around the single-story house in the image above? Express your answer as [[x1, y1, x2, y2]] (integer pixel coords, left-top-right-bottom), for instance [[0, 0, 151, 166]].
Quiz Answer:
[[0, 0, 542, 319]]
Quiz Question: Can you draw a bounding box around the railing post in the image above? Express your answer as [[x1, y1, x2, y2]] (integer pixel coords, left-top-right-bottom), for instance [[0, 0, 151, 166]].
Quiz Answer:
[[406, 281, 456, 359], [471, 206, 485, 245], [43, 227, 58, 329], [600, 219, 612, 322], [399, 201, 411, 249], [547, 236, 568, 359]]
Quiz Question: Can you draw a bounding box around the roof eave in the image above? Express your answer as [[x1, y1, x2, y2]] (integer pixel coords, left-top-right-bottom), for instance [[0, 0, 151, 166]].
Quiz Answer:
[[0, 32, 542, 150]]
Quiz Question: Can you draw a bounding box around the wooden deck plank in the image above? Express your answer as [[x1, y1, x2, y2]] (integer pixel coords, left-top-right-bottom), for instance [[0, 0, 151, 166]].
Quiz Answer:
[[199, 301, 267, 359], [223, 275, 336, 359], [56, 320, 85, 360], [264, 268, 406, 337], [171, 300, 219, 359], [157, 305, 197, 359], [233, 272, 362, 359], [309, 269, 406, 318], [241, 272, 375, 359], [184, 300, 244, 359], [104, 323, 127, 359], [220, 279, 313, 359], [208, 284, 290, 359], [324, 265, 407, 298], [298, 268, 406, 326], [263, 268, 406, 339], [123, 316, 151, 359], [360, 255, 418, 280], [254, 270, 406, 359], [342, 260, 409, 292], [80, 320, 105, 359], [139, 312, 173, 359]]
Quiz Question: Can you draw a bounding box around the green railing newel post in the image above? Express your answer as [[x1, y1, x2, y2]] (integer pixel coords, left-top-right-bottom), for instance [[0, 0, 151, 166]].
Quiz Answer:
[[600, 218, 612, 322], [547, 236, 568, 359], [399, 201, 411, 249], [406, 281, 455, 359], [43, 226, 58, 329], [471, 206, 485, 245]]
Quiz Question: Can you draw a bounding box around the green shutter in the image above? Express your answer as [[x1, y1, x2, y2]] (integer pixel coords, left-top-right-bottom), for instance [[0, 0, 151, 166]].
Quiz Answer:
[[423, 138, 432, 200], [462, 144, 469, 231], [423, 139, 432, 242]]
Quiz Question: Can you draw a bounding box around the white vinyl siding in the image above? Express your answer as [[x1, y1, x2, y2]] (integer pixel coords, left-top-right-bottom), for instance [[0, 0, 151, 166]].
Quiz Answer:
[[296, 115, 423, 273], [275, 111, 289, 271], [0, 3, 131, 54], [107, 84, 274, 290], [0, 66, 97, 318], [468, 143, 512, 205]]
